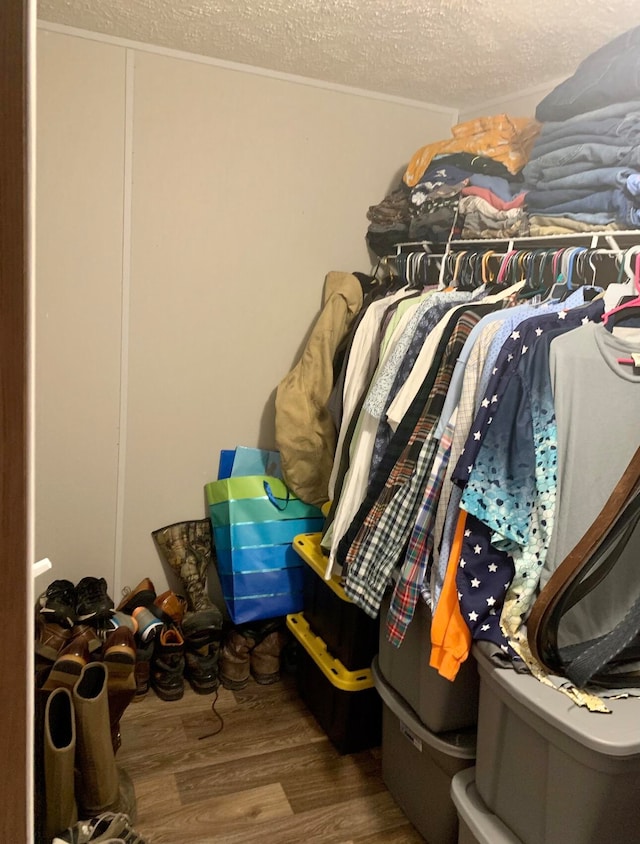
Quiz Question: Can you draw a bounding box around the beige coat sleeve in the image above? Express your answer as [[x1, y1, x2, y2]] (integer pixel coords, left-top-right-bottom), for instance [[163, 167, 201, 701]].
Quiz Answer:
[[275, 271, 363, 506]]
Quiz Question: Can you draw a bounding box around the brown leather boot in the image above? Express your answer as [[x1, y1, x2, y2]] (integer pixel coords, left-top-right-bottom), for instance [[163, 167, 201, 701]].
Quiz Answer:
[[42, 635, 91, 692], [35, 616, 72, 662], [102, 627, 137, 753], [219, 627, 256, 690], [250, 626, 288, 685]]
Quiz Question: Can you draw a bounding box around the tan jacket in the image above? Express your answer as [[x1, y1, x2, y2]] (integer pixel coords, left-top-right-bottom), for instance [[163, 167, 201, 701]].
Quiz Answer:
[[275, 271, 363, 506]]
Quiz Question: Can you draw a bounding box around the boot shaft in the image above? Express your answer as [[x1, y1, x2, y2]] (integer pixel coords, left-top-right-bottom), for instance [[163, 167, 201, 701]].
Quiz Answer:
[[72, 662, 120, 816], [151, 519, 215, 613], [44, 687, 78, 840]]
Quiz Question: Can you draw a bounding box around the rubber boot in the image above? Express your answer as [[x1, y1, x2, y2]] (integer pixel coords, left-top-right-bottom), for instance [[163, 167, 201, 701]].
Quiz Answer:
[[72, 662, 137, 819], [219, 627, 256, 690], [44, 687, 77, 841], [182, 607, 223, 694], [151, 519, 216, 613], [250, 622, 288, 685]]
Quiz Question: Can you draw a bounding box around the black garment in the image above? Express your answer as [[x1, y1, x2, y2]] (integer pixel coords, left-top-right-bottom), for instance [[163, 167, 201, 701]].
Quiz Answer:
[[424, 152, 517, 180]]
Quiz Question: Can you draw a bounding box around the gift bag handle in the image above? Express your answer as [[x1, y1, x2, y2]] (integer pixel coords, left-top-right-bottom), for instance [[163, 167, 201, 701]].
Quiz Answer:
[[263, 480, 290, 511]]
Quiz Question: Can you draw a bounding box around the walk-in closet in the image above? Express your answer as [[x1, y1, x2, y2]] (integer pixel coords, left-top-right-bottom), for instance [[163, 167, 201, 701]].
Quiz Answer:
[[4, 1, 640, 842]]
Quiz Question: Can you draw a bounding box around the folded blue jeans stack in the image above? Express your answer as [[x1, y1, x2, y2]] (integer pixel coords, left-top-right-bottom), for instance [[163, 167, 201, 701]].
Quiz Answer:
[[523, 27, 640, 227]]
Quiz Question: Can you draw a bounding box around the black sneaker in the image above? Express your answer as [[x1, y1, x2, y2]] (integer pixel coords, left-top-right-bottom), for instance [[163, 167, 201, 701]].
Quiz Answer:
[[75, 577, 114, 622], [38, 579, 77, 629]]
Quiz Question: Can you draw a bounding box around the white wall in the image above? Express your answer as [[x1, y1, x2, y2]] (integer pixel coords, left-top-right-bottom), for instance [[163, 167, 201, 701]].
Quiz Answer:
[[458, 78, 565, 121], [36, 32, 125, 592], [35, 26, 457, 600]]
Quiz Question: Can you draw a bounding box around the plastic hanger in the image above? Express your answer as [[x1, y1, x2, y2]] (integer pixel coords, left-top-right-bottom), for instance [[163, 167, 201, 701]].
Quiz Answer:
[[603, 254, 640, 364]]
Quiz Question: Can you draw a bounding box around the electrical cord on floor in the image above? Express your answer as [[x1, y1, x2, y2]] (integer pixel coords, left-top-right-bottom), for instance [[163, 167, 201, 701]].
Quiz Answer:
[[198, 689, 224, 739]]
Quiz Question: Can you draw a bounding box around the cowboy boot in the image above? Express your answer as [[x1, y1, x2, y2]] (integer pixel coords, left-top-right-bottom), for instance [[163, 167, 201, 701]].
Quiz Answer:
[[250, 620, 288, 685], [102, 627, 137, 754], [44, 687, 78, 841], [219, 626, 256, 690], [182, 607, 224, 694], [151, 519, 216, 613]]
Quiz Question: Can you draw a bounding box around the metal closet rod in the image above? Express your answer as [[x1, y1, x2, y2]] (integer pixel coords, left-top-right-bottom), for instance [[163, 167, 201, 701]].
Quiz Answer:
[[395, 230, 640, 255]]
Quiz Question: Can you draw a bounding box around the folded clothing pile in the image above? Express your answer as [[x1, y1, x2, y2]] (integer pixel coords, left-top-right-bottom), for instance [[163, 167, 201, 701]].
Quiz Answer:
[[523, 25, 640, 233], [366, 124, 536, 256]]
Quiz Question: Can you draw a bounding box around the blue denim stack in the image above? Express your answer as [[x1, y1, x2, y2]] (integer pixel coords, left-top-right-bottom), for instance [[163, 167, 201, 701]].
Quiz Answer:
[[523, 26, 640, 229]]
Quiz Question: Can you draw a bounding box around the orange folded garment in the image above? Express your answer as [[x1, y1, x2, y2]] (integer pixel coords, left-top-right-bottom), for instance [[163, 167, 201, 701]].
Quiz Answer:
[[404, 114, 540, 187]]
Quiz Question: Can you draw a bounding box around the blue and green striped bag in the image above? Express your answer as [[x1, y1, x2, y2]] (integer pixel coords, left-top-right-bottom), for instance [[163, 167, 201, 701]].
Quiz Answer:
[[205, 475, 323, 623]]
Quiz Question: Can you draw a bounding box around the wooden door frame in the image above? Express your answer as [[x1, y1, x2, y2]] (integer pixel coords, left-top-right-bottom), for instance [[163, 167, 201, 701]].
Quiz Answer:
[[1, 0, 32, 839]]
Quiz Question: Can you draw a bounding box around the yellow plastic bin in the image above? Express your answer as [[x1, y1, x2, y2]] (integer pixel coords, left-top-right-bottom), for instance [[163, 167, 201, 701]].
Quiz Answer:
[[286, 612, 381, 754], [293, 532, 379, 670]]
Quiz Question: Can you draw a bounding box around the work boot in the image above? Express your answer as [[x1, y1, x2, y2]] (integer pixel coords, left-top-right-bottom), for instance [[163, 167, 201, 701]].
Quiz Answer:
[[182, 607, 223, 695], [151, 519, 216, 613], [250, 620, 288, 685], [151, 626, 185, 701], [102, 628, 137, 754], [219, 626, 256, 690]]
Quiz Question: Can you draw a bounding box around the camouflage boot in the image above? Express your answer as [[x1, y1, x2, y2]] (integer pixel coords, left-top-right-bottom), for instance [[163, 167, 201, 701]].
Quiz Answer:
[[151, 519, 216, 613]]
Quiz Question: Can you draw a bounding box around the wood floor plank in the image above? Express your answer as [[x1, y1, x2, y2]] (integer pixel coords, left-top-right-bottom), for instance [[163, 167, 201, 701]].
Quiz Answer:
[[128, 773, 182, 819], [119, 672, 420, 844], [136, 783, 294, 844], [176, 738, 336, 805], [208, 791, 416, 844], [345, 822, 426, 843], [174, 740, 384, 812], [280, 748, 386, 813], [118, 683, 325, 778]]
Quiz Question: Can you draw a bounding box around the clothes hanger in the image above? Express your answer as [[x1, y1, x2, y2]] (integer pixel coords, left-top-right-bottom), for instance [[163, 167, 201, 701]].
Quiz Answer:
[[547, 246, 586, 301], [603, 254, 640, 358]]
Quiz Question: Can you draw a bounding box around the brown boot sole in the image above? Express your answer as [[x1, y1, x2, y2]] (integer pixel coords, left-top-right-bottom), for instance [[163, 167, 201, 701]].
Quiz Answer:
[[41, 656, 85, 691], [251, 670, 280, 685], [219, 673, 250, 691]]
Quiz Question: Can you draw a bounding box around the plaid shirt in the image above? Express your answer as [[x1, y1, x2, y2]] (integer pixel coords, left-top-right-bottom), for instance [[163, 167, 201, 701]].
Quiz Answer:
[[342, 310, 480, 617], [386, 424, 454, 645]]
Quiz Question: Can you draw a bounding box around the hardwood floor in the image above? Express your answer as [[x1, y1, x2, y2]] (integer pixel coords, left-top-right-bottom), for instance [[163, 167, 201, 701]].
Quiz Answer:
[[117, 673, 425, 843]]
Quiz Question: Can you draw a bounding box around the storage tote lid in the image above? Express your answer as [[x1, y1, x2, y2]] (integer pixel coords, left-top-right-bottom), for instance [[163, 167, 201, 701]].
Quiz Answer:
[[372, 656, 477, 759], [450, 768, 523, 844], [474, 646, 640, 759]]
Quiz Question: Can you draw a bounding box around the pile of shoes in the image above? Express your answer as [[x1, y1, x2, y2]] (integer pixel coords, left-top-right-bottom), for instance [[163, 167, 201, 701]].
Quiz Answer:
[[34, 578, 141, 842], [112, 575, 223, 703], [53, 811, 146, 843], [219, 618, 289, 690]]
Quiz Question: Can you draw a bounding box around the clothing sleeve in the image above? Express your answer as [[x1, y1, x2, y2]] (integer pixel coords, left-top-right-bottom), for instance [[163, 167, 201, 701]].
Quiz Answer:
[[430, 511, 473, 681]]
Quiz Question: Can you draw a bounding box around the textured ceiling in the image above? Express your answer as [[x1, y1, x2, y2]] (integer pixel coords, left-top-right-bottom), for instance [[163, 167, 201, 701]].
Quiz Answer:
[[38, 0, 640, 109]]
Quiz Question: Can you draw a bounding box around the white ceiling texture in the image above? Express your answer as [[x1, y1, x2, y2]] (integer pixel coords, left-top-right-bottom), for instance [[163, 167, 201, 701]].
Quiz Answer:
[[38, 0, 640, 110]]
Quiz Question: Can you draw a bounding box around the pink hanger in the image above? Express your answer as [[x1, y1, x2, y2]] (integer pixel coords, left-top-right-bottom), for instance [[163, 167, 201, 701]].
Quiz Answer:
[[604, 253, 640, 366]]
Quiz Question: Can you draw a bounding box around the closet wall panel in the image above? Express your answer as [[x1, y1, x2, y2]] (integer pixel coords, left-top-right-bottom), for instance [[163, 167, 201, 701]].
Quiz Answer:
[[122, 50, 453, 591], [458, 81, 561, 121], [35, 31, 125, 588]]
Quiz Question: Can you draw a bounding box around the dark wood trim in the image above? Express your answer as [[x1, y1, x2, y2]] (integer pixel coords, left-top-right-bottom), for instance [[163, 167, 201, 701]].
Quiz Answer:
[[0, 0, 31, 840]]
